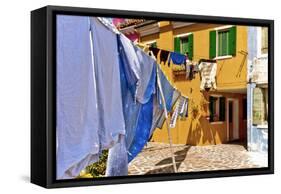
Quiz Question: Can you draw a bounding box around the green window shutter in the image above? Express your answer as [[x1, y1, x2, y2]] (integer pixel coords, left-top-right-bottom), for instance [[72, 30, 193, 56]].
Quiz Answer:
[[174, 37, 181, 53], [219, 97, 226, 121], [209, 96, 214, 122], [209, 30, 216, 59], [228, 26, 236, 56], [151, 42, 157, 48], [182, 38, 189, 55], [188, 34, 194, 60]]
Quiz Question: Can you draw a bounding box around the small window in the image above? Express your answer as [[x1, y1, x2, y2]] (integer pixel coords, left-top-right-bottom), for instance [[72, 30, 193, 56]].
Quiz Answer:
[[174, 34, 193, 60], [181, 37, 189, 55], [209, 26, 236, 59], [209, 96, 225, 122], [217, 30, 229, 56], [261, 27, 268, 54]]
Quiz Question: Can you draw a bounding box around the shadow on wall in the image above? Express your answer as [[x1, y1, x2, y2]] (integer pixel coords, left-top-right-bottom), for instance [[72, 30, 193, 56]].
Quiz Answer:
[[185, 93, 225, 145], [145, 146, 191, 174], [236, 50, 248, 78]]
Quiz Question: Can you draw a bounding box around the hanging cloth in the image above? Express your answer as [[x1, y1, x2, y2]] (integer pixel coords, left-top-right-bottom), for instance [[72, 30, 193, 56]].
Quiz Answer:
[[153, 88, 180, 130], [149, 47, 160, 58], [90, 18, 126, 149], [157, 67, 175, 112], [170, 101, 180, 128], [106, 134, 128, 176], [114, 34, 156, 163], [90, 18, 131, 178], [56, 15, 100, 179], [189, 64, 195, 80], [179, 96, 188, 118], [159, 50, 170, 65], [198, 62, 217, 91], [186, 63, 191, 79], [168, 52, 186, 66], [127, 65, 156, 162], [182, 97, 189, 118]]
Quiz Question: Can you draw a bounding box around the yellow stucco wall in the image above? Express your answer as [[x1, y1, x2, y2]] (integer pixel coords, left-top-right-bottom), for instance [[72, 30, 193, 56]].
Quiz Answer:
[[140, 23, 248, 145]]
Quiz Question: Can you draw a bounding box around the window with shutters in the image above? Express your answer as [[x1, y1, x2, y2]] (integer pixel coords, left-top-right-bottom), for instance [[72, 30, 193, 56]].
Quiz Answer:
[[209, 26, 236, 59], [209, 96, 226, 123], [174, 33, 193, 60], [217, 30, 230, 56], [181, 37, 189, 55]]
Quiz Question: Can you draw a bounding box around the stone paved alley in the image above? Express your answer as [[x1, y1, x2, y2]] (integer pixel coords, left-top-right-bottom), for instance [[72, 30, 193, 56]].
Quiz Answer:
[[128, 142, 268, 175]]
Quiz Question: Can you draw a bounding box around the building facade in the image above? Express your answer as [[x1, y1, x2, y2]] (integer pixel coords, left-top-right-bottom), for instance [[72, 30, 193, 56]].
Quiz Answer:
[[247, 26, 268, 152], [116, 19, 254, 146], [122, 21, 248, 146]]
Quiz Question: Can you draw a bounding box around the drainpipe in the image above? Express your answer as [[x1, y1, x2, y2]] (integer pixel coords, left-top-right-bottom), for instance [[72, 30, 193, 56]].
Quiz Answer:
[[247, 82, 253, 151], [247, 27, 257, 152]]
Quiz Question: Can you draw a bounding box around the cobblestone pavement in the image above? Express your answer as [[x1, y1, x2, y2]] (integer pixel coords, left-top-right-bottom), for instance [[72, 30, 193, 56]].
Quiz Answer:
[[128, 142, 267, 175]]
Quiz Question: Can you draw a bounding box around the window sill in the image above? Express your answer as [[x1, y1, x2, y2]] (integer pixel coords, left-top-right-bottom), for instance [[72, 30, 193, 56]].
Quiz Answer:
[[257, 53, 268, 59], [255, 124, 268, 129], [214, 55, 233, 60], [210, 121, 224, 124]]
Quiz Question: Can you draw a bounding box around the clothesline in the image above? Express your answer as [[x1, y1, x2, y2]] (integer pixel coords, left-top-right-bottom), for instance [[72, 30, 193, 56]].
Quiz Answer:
[[136, 42, 213, 63], [140, 47, 190, 100], [151, 52, 189, 100]]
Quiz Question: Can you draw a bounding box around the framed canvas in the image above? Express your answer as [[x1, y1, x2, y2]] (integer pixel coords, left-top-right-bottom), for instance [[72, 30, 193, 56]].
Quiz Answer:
[[31, 5, 274, 188]]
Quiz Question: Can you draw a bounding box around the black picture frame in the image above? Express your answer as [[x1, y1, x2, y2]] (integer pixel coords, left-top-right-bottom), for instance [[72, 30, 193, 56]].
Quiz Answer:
[[31, 5, 274, 188]]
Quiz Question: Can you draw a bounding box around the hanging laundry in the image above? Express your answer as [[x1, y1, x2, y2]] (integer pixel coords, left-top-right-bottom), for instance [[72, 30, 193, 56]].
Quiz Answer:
[[170, 101, 180, 128], [193, 64, 200, 72], [97, 17, 120, 34], [106, 35, 140, 176], [153, 89, 180, 130], [118, 34, 155, 104], [168, 52, 186, 67], [171, 89, 181, 107], [169, 94, 188, 128], [127, 53, 156, 162], [90, 18, 126, 149], [159, 50, 170, 65], [147, 51, 180, 136], [127, 94, 154, 162], [149, 47, 160, 58], [105, 135, 128, 176], [157, 67, 175, 112], [114, 33, 157, 163], [117, 34, 141, 150], [90, 18, 131, 178], [57, 15, 190, 178], [178, 96, 186, 116], [149, 94, 163, 137], [189, 64, 195, 80], [185, 63, 191, 80], [156, 111, 166, 129], [179, 97, 188, 119], [198, 62, 217, 91], [57, 15, 100, 179], [134, 46, 157, 103]]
